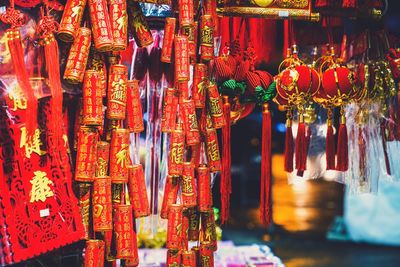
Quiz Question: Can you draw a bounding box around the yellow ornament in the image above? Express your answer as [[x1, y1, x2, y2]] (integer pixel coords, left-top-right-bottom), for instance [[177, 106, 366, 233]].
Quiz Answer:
[[251, 0, 274, 7]]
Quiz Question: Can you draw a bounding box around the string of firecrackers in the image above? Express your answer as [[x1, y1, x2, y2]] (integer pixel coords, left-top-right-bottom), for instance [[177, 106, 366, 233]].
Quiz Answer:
[[54, 0, 154, 266], [156, 0, 225, 265]]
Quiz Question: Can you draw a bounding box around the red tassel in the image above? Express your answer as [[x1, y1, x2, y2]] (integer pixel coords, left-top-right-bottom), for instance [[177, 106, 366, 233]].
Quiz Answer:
[[220, 96, 231, 224], [43, 33, 64, 141], [260, 104, 272, 225], [284, 116, 294, 172], [326, 124, 336, 170], [380, 122, 391, 175], [295, 114, 306, 171], [342, 0, 357, 8], [297, 126, 311, 177], [6, 29, 38, 135], [37, 10, 64, 141], [336, 118, 348, 171]]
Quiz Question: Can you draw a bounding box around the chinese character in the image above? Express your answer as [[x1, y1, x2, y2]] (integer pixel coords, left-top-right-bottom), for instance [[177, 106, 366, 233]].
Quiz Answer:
[[29, 171, 54, 203], [20, 127, 46, 158], [116, 144, 130, 168], [8, 84, 27, 111]]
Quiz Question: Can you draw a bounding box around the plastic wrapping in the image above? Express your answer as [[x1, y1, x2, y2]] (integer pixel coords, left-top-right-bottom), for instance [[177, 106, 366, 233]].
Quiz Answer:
[[344, 102, 392, 194]]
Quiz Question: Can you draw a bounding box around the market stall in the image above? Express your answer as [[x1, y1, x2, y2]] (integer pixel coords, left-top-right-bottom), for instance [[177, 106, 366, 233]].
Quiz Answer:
[[0, 0, 399, 266]]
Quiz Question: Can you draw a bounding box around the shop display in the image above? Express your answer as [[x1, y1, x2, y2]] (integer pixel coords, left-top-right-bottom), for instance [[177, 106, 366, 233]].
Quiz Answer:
[[0, 0, 398, 266]]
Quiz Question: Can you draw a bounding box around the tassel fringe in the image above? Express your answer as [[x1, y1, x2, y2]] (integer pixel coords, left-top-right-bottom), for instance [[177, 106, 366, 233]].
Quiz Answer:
[[295, 113, 306, 171], [221, 96, 231, 224], [284, 117, 294, 172], [260, 104, 272, 225]]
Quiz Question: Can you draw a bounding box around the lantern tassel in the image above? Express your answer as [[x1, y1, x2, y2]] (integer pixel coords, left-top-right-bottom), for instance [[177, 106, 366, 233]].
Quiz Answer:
[[295, 113, 306, 171], [326, 109, 336, 170], [297, 126, 311, 177], [260, 104, 272, 225], [7, 29, 38, 135], [43, 33, 64, 141], [326, 124, 336, 170], [221, 96, 231, 224], [336, 116, 348, 171], [284, 117, 294, 172]]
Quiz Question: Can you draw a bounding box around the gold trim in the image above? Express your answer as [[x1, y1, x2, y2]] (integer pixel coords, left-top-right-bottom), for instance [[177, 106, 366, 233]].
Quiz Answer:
[[217, 7, 318, 21]]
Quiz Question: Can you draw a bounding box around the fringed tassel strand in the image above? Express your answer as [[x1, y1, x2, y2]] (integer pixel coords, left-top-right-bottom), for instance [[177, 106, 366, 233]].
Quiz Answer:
[[37, 9, 64, 142], [220, 96, 231, 224], [295, 111, 306, 171], [284, 111, 294, 172], [326, 109, 336, 170], [336, 110, 349, 171], [260, 104, 272, 225], [297, 126, 311, 177], [43, 33, 64, 141], [1, 2, 38, 135], [7, 29, 38, 134]]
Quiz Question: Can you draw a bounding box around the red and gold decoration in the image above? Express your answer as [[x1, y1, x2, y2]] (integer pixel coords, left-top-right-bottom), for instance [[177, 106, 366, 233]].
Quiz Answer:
[[181, 162, 197, 208], [161, 175, 180, 219], [75, 126, 98, 182], [128, 164, 151, 218], [82, 70, 103, 126], [161, 88, 179, 132], [109, 128, 130, 183], [175, 35, 190, 82], [126, 80, 145, 132], [88, 0, 113, 52], [166, 204, 183, 251], [92, 176, 113, 231], [84, 240, 105, 267], [109, 0, 128, 51], [58, 0, 87, 42], [107, 64, 128, 120], [127, 0, 154, 47], [200, 14, 215, 62], [161, 17, 176, 63], [63, 27, 91, 84], [5, 0, 395, 266]]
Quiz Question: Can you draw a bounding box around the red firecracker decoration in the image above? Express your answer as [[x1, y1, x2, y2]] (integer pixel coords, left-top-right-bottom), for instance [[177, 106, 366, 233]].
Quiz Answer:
[[161, 175, 180, 219], [88, 0, 113, 52], [126, 80, 145, 132], [128, 164, 151, 218], [161, 17, 176, 63], [63, 27, 91, 84]]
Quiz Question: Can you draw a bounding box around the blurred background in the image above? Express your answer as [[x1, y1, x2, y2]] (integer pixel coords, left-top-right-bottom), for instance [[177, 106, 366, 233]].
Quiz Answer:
[[211, 2, 400, 266]]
